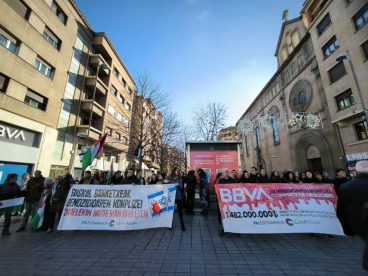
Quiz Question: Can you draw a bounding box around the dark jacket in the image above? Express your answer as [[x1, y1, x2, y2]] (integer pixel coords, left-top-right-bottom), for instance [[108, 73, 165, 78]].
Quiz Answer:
[[123, 175, 139, 184], [258, 174, 270, 183], [25, 176, 44, 202], [165, 175, 183, 200], [0, 181, 22, 200], [111, 176, 124, 184], [336, 175, 368, 238], [333, 177, 349, 196], [219, 177, 236, 184], [50, 180, 71, 212], [249, 174, 258, 183], [186, 174, 197, 190], [270, 175, 282, 183]]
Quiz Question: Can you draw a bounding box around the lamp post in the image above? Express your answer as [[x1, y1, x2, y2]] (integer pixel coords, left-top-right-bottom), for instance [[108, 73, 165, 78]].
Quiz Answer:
[[336, 50, 368, 127]]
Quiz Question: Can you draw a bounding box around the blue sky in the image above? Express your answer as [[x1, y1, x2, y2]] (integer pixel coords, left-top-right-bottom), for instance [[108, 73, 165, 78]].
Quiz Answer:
[[76, 0, 304, 126]]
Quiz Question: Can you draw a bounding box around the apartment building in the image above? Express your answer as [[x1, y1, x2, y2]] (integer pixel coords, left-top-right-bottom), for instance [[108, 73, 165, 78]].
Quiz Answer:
[[302, 0, 368, 173], [128, 94, 163, 174], [0, 0, 135, 180]]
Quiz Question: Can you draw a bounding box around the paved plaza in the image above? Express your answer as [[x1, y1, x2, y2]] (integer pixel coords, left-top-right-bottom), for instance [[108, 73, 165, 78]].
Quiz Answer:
[[0, 212, 366, 276]]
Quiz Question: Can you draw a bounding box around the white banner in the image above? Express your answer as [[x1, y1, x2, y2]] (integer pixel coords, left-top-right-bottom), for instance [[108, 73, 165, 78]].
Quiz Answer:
[[215, 183, 344, 235], [58, 184, 176, 231]]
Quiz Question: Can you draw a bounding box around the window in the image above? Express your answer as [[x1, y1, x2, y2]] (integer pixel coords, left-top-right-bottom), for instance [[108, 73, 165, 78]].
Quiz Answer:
[[34, 57, 54, 78], [362, 40, 368, 59], [51, 0, 67, 24], [120, 77, 126, 87], [113, 68, 119, 77], [111, 86, 118, 97], [115, 132, 121, 141], [7, 0, 30, 20], [335, 89, 355, 111], [43, 27, 61, 49], [106, 127, 112, 136], [118, 94, 125, 104], [128, 87, 133, 96], [126, 103, 131, 111], [24, 89, 47, 110], [123, 136, 128, 145], [244, 136, 249, 157], [353, 3, 368, 30], [322, 36, 339, 57], [255, 128, 261, 150], [354, 121, 368, 140], [292, 30, 300, 47], [281, 46, 288, 61], [328, 62, 346, 83], [271, 115, 280, 145], [317, 14, 331, 35], [0, 73, 9, 92], [0, 27, 18, 53]]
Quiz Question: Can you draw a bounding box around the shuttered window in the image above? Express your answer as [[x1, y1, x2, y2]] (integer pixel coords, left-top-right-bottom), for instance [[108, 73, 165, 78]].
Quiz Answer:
[[6, 0, 30, 20], [328, 62, 346, 83]]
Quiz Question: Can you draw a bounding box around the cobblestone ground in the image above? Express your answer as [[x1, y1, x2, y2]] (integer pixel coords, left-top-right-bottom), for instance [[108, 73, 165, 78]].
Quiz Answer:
[[0, 213, 365, 276]]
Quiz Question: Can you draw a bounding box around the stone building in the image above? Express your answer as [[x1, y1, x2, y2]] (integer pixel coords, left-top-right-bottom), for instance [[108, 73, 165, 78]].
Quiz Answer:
[[236, 8, 345, 177], [0, 0, 135, 180], [217, 126, 239, 142], [302, 0, 368, 173]]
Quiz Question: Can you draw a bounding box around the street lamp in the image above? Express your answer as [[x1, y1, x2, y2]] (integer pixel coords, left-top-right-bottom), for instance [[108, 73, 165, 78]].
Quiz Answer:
[[336, 51, 368, 127]]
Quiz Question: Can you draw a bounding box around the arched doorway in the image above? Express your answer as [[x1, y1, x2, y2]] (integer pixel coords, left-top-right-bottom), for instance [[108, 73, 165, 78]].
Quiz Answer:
[[294, 131, 334, 175]]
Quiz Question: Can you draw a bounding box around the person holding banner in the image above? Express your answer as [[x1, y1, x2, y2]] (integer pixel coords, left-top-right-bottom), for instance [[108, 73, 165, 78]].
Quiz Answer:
[[337, 160, 368, 271], [0, 174, 23, 236], [164, 167, 185, 231]]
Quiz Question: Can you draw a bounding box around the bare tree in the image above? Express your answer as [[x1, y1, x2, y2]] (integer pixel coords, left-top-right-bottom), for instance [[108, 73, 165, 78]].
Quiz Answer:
[[106, 72, 170, 170], [193, 102, 227, 141]]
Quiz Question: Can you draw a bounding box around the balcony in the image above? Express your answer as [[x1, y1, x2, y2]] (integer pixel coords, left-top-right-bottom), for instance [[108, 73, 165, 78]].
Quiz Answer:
[[76, 125, 102, 141], [81, 99, 105, 117], [85, 76, 108, 96], [89, 54, 110, 76]]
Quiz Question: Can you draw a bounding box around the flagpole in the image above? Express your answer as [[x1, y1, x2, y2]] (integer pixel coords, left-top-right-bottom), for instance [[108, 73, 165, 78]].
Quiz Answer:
[[102, 153, 106, 185]]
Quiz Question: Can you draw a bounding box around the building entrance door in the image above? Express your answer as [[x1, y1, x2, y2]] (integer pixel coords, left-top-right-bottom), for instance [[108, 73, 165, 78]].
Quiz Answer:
[[307, 158, 323, 173]]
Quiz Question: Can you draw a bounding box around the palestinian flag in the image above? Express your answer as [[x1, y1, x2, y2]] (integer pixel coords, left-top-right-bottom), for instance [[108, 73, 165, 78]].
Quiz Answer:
[[81, 133, 108, 170], [0, 197, 24, 216], [31, 195, 48, 230]]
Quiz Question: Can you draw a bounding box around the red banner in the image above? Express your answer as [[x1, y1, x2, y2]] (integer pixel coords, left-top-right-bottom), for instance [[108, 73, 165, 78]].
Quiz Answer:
[[215, 183, 344, 235], [190, 151, 238, 189]]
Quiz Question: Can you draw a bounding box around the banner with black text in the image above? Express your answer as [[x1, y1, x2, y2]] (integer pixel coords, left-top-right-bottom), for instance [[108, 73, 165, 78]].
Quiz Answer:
[[58, 184, 176, 231], [215, 183, 344, 235]]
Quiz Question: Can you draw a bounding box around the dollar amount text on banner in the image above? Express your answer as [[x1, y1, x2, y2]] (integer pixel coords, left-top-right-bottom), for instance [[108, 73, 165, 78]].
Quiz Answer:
[[58, 184, 176, 231], [215, 183, 344, 235]]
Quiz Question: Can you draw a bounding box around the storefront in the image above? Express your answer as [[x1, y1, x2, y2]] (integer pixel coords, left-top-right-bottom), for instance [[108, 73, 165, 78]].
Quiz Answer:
[[0, 121, 41, 183]]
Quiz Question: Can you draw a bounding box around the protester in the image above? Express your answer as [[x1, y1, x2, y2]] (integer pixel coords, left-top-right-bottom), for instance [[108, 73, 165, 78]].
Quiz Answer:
[[165, 167, 185, 231], [249, 167, 258, 183], [111, 171, 124, 184], [17, 170, 44, 232], [136, 170, 146, 185], [148, 174, 158, 184], [299, 172, 306, 183], [47, 175, 71, 233], [303, 171, 315, 183], [197, 169, 209, 216], [0, 174, 22, 236], [157, 174, 164, 184], [337, 160, 368, 271], [214, 172, 223, 184], [258, 168, 270, 183], [231, 169, 239, 182], [99, 170, 106, 184], [270, 170, 282, 183], [80, 171, 93, 184], [284, 171, 298, 183], [240, 170, 251, 183], [185, 170, 197, 214], [219, 170, 236, 184], [123, 169, 139, 184], [333, 169, 349, 196], [36, 177, 54, 231]]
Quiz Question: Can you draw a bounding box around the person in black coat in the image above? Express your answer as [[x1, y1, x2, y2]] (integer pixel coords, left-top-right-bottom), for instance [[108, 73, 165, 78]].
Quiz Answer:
[[257, 169, 270, 183], [0, 174, 23, 235], [122, 169, 139, 184], [337, 160, 368, 271], [249, 167, 258, 183], [111, 171, 124, 184], [185, 170, 197, 214], [333, 169, 349, 196]]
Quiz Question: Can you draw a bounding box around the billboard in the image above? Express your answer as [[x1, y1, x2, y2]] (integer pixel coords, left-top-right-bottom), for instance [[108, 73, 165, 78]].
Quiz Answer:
[[190, 150, 239, 189]]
